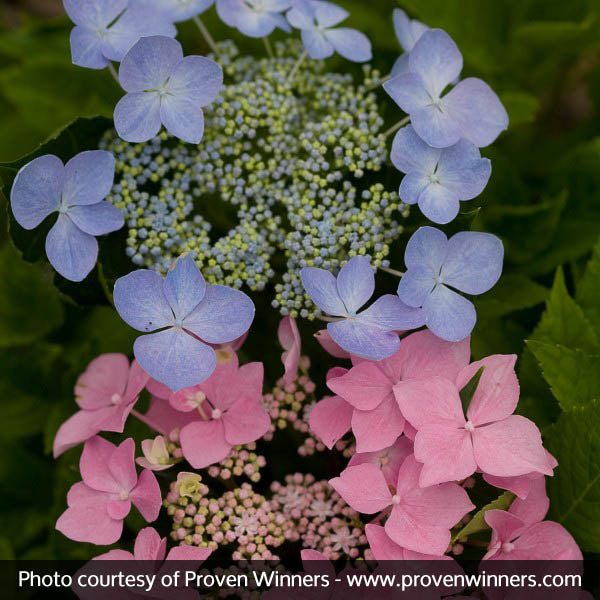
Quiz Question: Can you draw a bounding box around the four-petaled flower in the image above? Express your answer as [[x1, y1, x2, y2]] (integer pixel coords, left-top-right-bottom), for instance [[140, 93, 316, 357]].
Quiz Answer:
[[384, 29, 508, 148], [133, 0, 215, 22], [217, 0, 292, 38], [286, 0, 372, 62], [391, 8, 428, 77], [300, 255, 424, 360], [391, 124, 491, 224], [64, 0, 176, 70], [114, 36, 223, 144], [113, 253, 254, 391], [397, 226, 503, 342], [10, 151, 124, 281]]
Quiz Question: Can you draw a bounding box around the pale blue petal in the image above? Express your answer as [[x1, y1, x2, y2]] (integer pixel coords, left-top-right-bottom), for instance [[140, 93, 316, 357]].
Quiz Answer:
[[70, 26, 109, 70], [300, 267, 347, 316], [167, 56, 223, 106], [286, 4, 314, 29], [404, 226, 448, 272], [45, 215, 98, 282], [336, 256, 374, 314], [313, 1, 348, 27], [10, 155, 63, 230], [423, 284, 476, 342], [62, 150, 115, 206], [160, 95, 205, 144], [436, 139, 491, 199], [163, 255, 207, 321], [324, 28, 372, 63], [391, 125, 440, 174], [441, 231, 504, 295], [359, 294, 425, 330], [390, 53, 410, 77], [417, 184, 461, 224], [67, 201, 124, 235], [114, 92, 162, 143], [397, 266, 436, 308], [393, 8, 428, 52], [399, 172, 430, 206], [184, 285, 255, 343], [134, 329, 216, 392], [302, 29, 334, 59], [270, 11, 292, 32], [263, 0, 293, 10], [113, 270, 173, 332], [216, 0, 239, 27], [328, 320, 400, 361], [408, 29, 462, 98], [442, 78, 509, 148], [63, 0, 127, 28], [383, 72, 430, 114], [118, 36, 183, 92], [132, 0, 213, 22], [411, 104, 461, 148]]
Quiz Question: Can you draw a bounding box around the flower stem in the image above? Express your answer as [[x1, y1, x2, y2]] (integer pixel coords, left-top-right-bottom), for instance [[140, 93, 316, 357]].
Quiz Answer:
[[131, 409, 167, 435], [194, 15, 219, 56], [286, 49, 308, 86], [378, 265, 405, 278], [97, 261, 114, 306], [364, 73, 390, 92], [370, 506, 392, 525], [383, 115, 410, 139], [263, 36, 274, 58], [107, 63, 120, 85]]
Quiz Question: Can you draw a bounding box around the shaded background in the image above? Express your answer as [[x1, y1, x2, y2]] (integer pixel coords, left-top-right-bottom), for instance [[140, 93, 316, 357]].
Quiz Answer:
[[0, 0, 599, 570]]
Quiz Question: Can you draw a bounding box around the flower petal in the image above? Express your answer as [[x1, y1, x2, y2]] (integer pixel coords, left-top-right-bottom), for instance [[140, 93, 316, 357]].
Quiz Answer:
[[56, 505, 123, 545], [336, 256, 374, 314], [75, 355, 129, 410], [130, 469, 162, 522], [352, 394, 405, 453], [437, 139, 492, 199], [417, 184, 461, 225], [411, 104, 462, 148], [358, 294, 425, 330], [314, 1, 348, 27], [184, 285, 255, 344], [441, 231, 504, 295], [301, 28, 334, 59], [326, 361, 391, 411], [163, 254, 207, 322], [329, 464, 392, 514], [113, 269, 173, 333], [179, 419, 230, 468], [114, 91, 162, 143], [45, 214, 98, 282], [80, 436, 120, 493], [108, 438, 137, 492], [168, 55, 223, 107], [509, 477, 549, 527], [63, 0, 127, 28], [391, 124, 440, 175], [161, 96, 205, 144], [393, 8, 428, 52], [422, 284, 476, 342], [133, 527, 166, 561], [278, 316, 301, 385], [324, 28, 372, 63], [10, 154, 63, 229], [53, 407, 115, 458], [67, 201, 124, 235], [404, 226, 448, 272], [383, 72, 431, 114], [511, 521, 582, 560], [327, 319, 400, 361], [134, 329, 217, 392], [300, 267, 347, 316], [349, 436, 413, 487], [308, 395, 353, 450], [223, 396, 270, 445], [69, 25, 109, 69], [62, 150, 115, 206], [397, 265, 436, 308]]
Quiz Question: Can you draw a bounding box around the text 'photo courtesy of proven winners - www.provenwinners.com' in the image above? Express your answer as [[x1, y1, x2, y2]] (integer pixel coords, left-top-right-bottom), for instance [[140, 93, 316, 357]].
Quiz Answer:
[[0, 1, 600, 599]]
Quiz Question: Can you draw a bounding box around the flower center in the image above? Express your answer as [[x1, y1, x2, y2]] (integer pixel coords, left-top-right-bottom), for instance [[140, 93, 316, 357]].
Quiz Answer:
[[212, 408, 223, 420], [111, 393, 122, 405], [391, 494, 401, 505], [119, 490, 129, 501], [501, 541, 515, 553], [464, 420, 476, 433], [186, 390, 206, 409]]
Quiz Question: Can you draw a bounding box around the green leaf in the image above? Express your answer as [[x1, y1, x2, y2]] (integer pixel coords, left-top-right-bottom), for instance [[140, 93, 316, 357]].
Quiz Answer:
[[546, 400, 600, 552], [459, 366, 485, 415], [526, 341, 600, 411], [500, 91, 540, 126], [577, 237, 600, 332], [0, 244, 64, 347], [452, 492, 514, 542]]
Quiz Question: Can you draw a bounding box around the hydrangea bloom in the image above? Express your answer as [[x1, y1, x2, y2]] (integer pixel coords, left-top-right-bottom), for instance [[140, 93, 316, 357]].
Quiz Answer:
[[64, 0, 176, 70], [391, 125, 492, 224], [348, 436, 413, 486], [330, 455, 474, 555], [136, 436, 173, 471], [300, 255, 424, 360], [113, 254, 254, 391], [312, 330, 470, 452], [216, 0, 292, 38], [384, 29, 508, 148], [278, 315, 301, 385], [53, 354, 148, 457], [391, 8, 428, 77], [395, 355, 554, 487], [133, 0, 214, 22], [56, 437, 161, 545], [114, 36, 223, 144], [286, 0, 372, 62], [10, 151, 123, 281], [397, 226, 503, 342]]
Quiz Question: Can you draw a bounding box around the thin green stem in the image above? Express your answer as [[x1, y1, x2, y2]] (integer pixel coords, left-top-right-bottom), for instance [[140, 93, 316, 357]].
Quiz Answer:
[[286, 49, 308, 86], [378, 265, 405, 278], [193, 15, 219, 56], [383, 115, 410, 139], [263, 36, 274, 58], [107, 62, 119, 85], [97, 261, 114, 306], [364, 72, 390, 92]]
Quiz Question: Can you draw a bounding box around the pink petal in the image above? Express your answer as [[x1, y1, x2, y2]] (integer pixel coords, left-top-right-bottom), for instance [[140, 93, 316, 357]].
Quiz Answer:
[[485, 509, 526, 547], [146, 377, 172, 400], [351, 394, 405, 453], [166, 545, 212, 561], [56, 505, 123, 545], [472, 415, 553, 478], [107, 498, 131, 520], [348, 436, 413, 486], [483, 472, 540, 500], [404, 422, 417, 441], [414, 424, 476, 486], [80, 436, 120, 493], [278, 316, 301, 385], [308, 396, 352, 449], [508, 477, 549, 526], [301, 549, 328, 561], [93, 550, 134, 560], [512, 521, 582, 560], [222, 396, 270, 445], [458, 354, 519, 426], [326, 362, 392, 410], [124, 359, 150, 402], [394, 376, 465, 430], [108, 438, 138, 492], [134, 527, 166, 561], [329, 463, 392, 514], [66, 481, 108, 507], [75, 353, 129, 410], [129, 469, 161, 522], [179, 419, 231, 468], [326, 366, 348, 380], [366, 524, 407, 559], [53, 407, 115, 457], [314, 329, 351, 358], [301, 550, 337, 579], [144, 397, 198, 433]]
